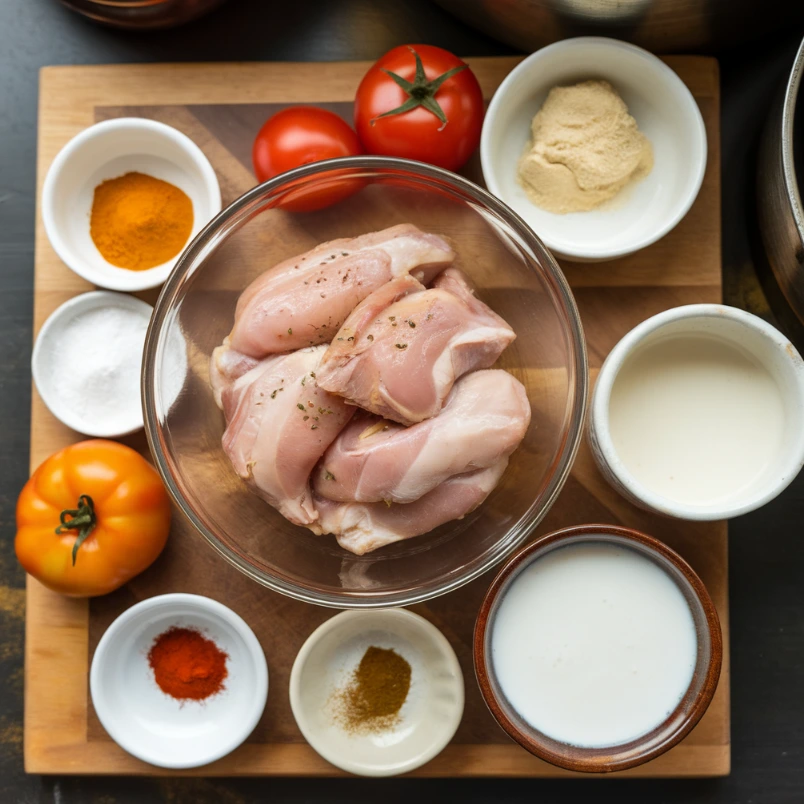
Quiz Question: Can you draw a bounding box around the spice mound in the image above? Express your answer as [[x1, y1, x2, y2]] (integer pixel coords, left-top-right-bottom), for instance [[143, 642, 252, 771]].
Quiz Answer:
[[517, 79, 654, 214], [329, 646, 412, 734], [90, 171, 194, 271], [147, 626, 228, 703]]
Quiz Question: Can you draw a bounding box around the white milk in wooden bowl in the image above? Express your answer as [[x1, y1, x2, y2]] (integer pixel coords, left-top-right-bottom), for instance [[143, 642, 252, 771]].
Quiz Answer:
[[589, 305, 804, 520], [474, 527, 722, 773], [491, 542, 696, 748]]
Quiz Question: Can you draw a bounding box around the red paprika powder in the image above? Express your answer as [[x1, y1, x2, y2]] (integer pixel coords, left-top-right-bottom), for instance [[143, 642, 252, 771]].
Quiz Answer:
[[147, 626, 228, 702]]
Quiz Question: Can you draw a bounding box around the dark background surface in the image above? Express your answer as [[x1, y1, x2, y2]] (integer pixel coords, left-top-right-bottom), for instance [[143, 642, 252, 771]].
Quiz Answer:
[[0, 1, 802, 802]]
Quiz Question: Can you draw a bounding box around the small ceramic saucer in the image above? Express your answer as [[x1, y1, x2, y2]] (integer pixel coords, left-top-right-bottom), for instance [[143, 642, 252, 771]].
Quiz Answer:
[[289, 608, 464, 777], [90, 593, 268, 769]]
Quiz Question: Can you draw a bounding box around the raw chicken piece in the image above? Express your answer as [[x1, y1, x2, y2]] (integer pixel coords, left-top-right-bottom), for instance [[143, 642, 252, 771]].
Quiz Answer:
[[228, 223, 453, 354], [211, 225, 454, 399], [311, 460, 508, 555], [312, 369, 530, 504], [220, 345, 354, 525], [317, 267, 516, 424], [210, 348, 259, 409]]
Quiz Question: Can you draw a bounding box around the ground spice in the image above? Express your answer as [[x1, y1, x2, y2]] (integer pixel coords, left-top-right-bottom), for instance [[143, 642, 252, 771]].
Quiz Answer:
[[330, 646, 412, 734], [89, 171, 194, 271], [147, 626, 228, 702], [517, 80, 653, 214]]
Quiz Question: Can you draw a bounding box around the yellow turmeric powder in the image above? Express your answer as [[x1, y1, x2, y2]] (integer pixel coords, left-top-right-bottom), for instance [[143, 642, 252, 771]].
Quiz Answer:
[[89, 172, 194, 271]]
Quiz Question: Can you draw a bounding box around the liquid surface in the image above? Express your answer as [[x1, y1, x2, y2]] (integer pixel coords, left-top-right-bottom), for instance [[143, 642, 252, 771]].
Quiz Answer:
[[491, 543, 697, 748], [609, 335, 785, 505]]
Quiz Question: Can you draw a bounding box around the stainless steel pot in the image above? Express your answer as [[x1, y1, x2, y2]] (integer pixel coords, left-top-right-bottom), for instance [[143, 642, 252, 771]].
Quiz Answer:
[[433, 0, 802, 53], [758, 39, 804, 332]]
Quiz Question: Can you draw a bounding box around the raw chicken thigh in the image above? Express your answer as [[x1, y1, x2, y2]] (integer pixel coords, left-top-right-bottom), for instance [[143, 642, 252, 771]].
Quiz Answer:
[[311, 460, 509, 555], [210, 349, 259, 409], [312, 369, 531, 504], [220, 345, 354, 525], [211, 225, 454, 398], [317, 267, 516, 425], [212, 224, 455, 388]]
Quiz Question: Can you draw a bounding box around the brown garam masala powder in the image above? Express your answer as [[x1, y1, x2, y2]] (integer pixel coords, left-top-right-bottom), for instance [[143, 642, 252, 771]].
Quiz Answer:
[[331, 646, 412, 734]]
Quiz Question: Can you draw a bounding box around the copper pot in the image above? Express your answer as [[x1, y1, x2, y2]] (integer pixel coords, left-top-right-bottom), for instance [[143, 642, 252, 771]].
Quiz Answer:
[[59, 0, 228, 29]]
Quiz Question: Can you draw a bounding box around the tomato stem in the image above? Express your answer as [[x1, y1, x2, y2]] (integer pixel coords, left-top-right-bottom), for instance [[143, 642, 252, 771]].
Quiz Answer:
[[55, 494, 97, 566], [372, 47, 467, 131]]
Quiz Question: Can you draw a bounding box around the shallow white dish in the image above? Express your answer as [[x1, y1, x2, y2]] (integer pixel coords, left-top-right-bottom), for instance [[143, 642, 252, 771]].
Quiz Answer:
[[32, 290, 153, 438], [481, 37, 707, 262], [289, 608, 464, 777], [42, 117, 221, 291], [589, 304, 804, 519], [90, 593, 268, 769]]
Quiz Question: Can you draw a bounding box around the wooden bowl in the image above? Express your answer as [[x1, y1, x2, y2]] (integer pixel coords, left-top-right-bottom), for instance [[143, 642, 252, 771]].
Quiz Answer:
[[473, 524, 722, 773]]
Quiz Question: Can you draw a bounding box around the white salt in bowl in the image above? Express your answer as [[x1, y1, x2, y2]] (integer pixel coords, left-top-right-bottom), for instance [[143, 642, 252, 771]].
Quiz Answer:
[[42, 117, 221, 291], [289, 608, 464, 777], [32, 291, 153, 438], [481, 37, 707, 262]]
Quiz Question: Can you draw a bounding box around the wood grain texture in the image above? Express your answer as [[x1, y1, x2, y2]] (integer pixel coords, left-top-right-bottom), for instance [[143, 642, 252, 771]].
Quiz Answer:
[[25, 57, 727, 777]]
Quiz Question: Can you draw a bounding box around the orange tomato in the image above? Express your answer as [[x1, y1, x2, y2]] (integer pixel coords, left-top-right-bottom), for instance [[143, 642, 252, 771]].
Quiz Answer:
[[15, 440, 171, 597]]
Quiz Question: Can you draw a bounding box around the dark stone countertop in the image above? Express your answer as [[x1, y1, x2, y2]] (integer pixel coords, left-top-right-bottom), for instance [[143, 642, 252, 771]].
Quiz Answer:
[[1, 1, 802, 801]]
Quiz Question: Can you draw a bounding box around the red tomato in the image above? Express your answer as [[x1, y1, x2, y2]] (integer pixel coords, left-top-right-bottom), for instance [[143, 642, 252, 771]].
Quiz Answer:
[[354, 45, 484, 172], [252, 106, 363, 212]]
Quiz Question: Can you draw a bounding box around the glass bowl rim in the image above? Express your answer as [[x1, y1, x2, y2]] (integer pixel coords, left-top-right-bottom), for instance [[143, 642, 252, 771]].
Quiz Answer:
[[142, 155, 589, 609]]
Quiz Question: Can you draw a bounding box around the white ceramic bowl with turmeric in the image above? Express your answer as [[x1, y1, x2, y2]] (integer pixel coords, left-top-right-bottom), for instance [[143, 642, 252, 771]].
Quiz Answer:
[[42, 117, 221, 291], [481, 37, 707, 262]]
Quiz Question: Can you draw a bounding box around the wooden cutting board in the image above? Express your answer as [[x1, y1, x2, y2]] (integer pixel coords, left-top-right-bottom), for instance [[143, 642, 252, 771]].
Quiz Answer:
[[25, 57, 727, 777]]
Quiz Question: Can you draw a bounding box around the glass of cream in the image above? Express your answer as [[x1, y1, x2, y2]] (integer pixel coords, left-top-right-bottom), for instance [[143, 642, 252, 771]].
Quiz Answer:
[[473, 525, 722, 773], [589, 304, 804, 520]]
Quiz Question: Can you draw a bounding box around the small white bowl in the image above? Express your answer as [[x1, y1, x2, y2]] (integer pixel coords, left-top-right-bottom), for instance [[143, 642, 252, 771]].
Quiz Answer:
[[289, 609, 464, 777], [589, 304, 804, 519], [90, 593, 268, 769], [32, 290, 153, 438], [481, 37, 707, 262], [42, 117, 222, 291]]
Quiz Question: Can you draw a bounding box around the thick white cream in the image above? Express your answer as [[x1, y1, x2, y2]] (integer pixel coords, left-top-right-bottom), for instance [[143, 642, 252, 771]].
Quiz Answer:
[[491, 542, 697, 748], [608, 334, 785, 505]]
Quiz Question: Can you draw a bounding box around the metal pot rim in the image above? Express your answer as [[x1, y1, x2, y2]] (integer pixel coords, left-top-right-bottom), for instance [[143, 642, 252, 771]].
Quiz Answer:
[[781, 38, 804, 241]]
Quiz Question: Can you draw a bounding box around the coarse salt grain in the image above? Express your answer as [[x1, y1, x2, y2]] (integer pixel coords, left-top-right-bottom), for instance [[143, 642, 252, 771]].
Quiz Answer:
[[47, 306, 149, 432]]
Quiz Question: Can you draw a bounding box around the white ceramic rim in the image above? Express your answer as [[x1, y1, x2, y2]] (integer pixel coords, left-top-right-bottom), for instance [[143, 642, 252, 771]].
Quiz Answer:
[[480, 36, 708, 261], [41, 117, 222, 291], [289, 608, 465, 777], [89, 592, 269, 770], [591, 303, 804, 520], [31, 290, 153, 438]]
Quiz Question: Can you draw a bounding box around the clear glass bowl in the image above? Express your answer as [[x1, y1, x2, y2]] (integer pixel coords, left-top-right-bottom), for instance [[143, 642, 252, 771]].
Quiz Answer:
[[142, 157, 588, 608]]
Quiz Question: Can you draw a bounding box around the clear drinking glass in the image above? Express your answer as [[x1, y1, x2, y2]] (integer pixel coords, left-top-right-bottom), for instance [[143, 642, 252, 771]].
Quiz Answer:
[[142, 157, 588, 608]]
